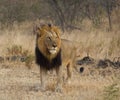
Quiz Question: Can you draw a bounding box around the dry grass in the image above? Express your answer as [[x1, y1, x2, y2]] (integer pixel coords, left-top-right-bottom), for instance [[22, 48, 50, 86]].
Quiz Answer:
[[0, 21, 119, 59], [63, 30, 119, 59], [0, 22, 35, 56], [0, 21, 120, 100]]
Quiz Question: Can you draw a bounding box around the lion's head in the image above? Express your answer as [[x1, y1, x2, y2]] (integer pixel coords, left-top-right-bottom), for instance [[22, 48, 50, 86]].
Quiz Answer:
[[35, 24, 61, 60]]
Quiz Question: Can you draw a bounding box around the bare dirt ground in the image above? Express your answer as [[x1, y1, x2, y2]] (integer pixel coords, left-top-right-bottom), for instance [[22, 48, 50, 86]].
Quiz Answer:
[[0, 62, 119, 100]]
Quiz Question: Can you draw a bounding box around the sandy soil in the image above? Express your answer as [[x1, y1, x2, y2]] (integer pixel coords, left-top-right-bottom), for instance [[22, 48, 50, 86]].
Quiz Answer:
[[0, 62, 118, 100]]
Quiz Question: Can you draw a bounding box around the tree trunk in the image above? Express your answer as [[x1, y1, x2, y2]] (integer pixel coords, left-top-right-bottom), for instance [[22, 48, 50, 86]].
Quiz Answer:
[[51, 0, 66, 31], [106, 0, 112, 31]]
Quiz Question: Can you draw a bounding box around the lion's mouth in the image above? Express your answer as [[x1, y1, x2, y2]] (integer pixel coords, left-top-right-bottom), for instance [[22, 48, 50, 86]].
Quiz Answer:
[[49, 47, 57, 54]]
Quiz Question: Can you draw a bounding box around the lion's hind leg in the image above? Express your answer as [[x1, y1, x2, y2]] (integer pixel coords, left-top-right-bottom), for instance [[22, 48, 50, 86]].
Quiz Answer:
[[66, 62, 72, 84]]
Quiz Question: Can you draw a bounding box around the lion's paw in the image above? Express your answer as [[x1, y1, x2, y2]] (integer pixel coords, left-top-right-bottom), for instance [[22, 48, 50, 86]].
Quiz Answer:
[[30, 84, 46, 92], [55, 85, 63, 93], [65, 78, 71, 85]]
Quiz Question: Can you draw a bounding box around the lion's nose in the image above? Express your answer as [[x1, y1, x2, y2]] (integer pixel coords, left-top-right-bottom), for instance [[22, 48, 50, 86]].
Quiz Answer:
[[53, 43, 57, 47]]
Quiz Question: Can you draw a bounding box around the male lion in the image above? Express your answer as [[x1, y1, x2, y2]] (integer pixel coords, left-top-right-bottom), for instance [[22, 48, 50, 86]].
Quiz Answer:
[[34, 24, 77, 92]]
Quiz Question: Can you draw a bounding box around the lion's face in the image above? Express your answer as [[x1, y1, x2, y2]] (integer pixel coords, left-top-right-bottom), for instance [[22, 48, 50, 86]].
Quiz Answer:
[[44, 31, 60, 54], [36, 24, 61, 59]]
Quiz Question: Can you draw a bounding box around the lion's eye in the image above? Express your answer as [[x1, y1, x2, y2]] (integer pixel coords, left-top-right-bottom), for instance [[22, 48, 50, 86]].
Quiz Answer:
[[47, 37, 51, 40]]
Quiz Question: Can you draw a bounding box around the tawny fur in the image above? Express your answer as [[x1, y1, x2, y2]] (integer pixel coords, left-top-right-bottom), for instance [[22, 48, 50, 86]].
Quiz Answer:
[[34, 24, 77, 91]]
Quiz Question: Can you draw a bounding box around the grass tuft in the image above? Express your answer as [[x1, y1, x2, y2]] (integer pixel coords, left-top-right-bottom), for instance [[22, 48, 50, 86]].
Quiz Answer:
[[103, 83, 119, 100]]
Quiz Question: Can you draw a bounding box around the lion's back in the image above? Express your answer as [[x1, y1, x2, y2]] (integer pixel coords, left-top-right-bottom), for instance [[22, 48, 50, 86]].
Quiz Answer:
[[61, 39, 77, 65]]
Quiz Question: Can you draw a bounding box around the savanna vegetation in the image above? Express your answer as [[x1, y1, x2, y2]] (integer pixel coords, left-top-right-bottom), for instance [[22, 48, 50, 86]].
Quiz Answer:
[[0, 0, 120, 31], [0, 0, 120, 100]]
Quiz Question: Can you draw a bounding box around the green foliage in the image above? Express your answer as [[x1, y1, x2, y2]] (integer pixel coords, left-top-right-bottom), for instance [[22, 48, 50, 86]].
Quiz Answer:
[[7, 45, 22, 56], [103, 83, 120, 100], [7, 44, 29, 57], [24, 54, 35, 69], [6, 44, 35, 67]]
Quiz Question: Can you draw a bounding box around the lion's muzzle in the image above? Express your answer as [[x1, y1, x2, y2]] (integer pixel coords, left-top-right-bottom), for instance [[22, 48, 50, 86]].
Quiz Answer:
[[49, 47, 58, 54]]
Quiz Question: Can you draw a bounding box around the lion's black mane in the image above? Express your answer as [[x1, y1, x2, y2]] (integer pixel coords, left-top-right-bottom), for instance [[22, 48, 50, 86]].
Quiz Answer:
[[35, 47, 62, 70]]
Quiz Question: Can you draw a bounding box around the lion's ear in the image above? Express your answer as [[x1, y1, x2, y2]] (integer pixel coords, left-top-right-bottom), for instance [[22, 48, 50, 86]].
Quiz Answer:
[[48, 23, 52, 28], [37, 27, 42, 36], [33, 25, 39, 34], [33, 25, 43, 37]]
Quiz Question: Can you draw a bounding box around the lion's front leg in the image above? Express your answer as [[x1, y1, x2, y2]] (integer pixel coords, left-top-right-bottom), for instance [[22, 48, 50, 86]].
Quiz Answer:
[[40, 67, 46, 87], [39, 67, 47, 91], [55, 66, 63, 92], [34, 67, 47, 92]]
